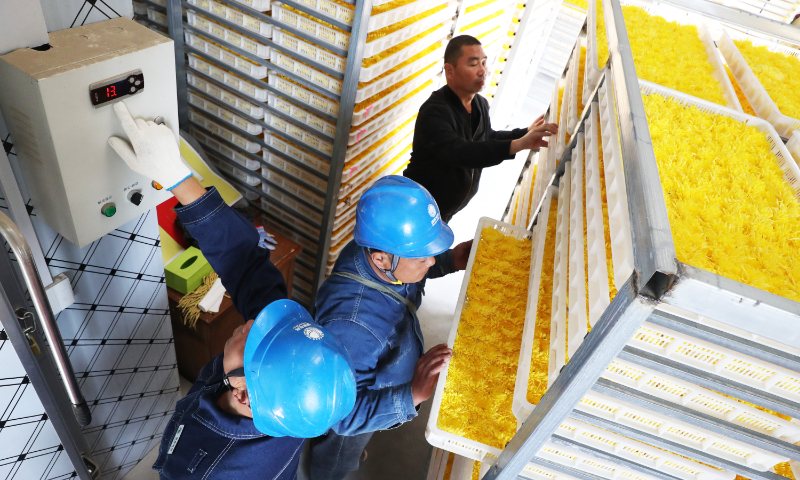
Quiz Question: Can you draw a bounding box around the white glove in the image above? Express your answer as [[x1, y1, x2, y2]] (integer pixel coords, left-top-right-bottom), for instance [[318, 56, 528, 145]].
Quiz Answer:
[[108, 101, 193, 191]]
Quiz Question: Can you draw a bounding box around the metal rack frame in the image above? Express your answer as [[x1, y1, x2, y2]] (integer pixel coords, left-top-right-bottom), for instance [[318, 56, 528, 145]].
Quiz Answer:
[[486, 0, 800, 479], [165, 0, 377, 307]]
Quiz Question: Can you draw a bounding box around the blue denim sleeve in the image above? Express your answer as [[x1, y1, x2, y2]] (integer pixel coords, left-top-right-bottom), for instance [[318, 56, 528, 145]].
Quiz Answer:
[[320, 320, 418, 435], [174, 188, 288, 320]]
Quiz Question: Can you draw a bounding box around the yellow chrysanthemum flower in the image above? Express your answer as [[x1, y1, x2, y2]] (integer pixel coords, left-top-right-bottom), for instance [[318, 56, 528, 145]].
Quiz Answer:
[[438, 228, 532, 449], [644, 93, 800, 303], [734, 39, 800, 121]]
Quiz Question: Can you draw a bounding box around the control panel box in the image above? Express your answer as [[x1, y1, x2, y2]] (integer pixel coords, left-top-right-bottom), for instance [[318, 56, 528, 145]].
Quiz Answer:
[[0, 18, 177, 247]]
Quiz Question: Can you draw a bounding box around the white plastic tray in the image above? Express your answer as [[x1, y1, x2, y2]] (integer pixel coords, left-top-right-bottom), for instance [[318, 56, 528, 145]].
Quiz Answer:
[[603, 354, 800, 443], [427, 217, 534, 462], [347, 108, 416, 163], [268, 73, 340, 116], [228, 0, 270, 12], [359, 22, 451, 83], [356, 43, 443, 103], [584, 0, 604, 106], [454, 0, 515, 35], [583, 102, 610, 327], [191, 126, 262, 170], [353, 69, 439, 126], [584, 366, 791, 470], [630, 320, 800, 407], [548, 162, 570, 385], [288, 0, 353, 25], [558, 418, 735, 480], [272, 2, 349, 51], [187, 11, 271, 58], [426, 448, 475, 480], [640, 76, 800, 259], [211, 156, 261, 186], [455, 5, 512, 38], [567, 133, 587, 359], [350, 81, 432, 145], [272, 27, 346, 73], [261, 165, 325, 209], [294, 261, 313, 281], [513, 166, 533, 228], [555, 60, 572, 160], [189, 54, 268, 101], [261, 182, 322, 225], [718, 30, 800, 137], [270, 49, 343, 94], [146, 7, 168, 26], [788, 130, 800, 163], [566, 39, 584, 133], [504, 184, 520, 225], [188, 0, 273, 36], [597, 77, 634, 290], [512, 186, 557, 421], [262, 151, 328, 192], [189, 108, 262, 154], [344, 115, 415, 167], [614, 1, 742, 112], [368, 0, 450, 32], [268, 93, 336, 137], [265, 113, 333, 155], [133, 1, 148, 15], [264, 133, 331, 176], [364, 2, 456, 59], [187, 72, 265, 118], [335, 154, 410, 216], [265, 220, 319, 256], [185, 32, 269, 79], [341, 133, 413, 189], [292, 286, 311, 306], [188, 91, 263, 135], [268, 200, 321, 237]]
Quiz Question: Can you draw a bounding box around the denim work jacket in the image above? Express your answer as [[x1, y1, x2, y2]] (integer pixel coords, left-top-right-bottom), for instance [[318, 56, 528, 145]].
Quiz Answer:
[[152, 187, 301, 479], [153, 355, 304, 479], [315, 240, 456, 436]]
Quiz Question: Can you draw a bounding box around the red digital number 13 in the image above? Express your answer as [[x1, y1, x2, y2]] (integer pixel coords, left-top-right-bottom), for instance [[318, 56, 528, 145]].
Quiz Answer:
[[107, 85, 116, 98]]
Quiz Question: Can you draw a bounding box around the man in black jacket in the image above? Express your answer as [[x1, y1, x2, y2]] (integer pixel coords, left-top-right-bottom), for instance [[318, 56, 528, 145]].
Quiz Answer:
[[404, 35, 558, 222]]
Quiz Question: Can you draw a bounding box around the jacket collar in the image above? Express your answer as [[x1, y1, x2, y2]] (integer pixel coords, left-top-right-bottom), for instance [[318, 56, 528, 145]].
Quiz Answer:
[[441, 85, 480, 116], [192, 356, 267, 440]]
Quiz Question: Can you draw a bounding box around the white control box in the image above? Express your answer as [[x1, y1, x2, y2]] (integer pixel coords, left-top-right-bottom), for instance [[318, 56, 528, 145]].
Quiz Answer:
[[0, 18, 177, 247]]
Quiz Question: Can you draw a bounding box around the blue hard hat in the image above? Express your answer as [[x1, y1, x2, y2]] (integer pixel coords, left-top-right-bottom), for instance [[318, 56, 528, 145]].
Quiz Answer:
[[354, 176, 454, 258], [243, 300, 356, 438]]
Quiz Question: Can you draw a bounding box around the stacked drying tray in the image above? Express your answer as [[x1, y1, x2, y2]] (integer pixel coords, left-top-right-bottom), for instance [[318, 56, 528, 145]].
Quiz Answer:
[[134, 0, 175, 35], [177, 0, 458, 308], [451, 0, 518, 88], [429, 0, 800, 474]]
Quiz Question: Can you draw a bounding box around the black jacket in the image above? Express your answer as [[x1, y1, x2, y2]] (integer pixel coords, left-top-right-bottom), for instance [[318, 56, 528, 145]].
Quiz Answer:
[[403, 85, 527, 221]]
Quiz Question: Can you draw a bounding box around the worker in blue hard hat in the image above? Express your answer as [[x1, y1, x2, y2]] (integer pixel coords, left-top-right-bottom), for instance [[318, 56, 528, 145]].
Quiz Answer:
[[107, 102, 356, 479], [309, 175, 472, 480]]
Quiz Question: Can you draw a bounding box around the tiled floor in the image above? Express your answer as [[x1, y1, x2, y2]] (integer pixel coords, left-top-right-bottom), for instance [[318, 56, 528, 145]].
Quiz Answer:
[[123, 153, 527, 480]]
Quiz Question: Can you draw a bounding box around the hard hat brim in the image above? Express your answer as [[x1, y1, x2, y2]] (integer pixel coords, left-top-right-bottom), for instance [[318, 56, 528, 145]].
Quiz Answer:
[[358, 220, 455, 259]]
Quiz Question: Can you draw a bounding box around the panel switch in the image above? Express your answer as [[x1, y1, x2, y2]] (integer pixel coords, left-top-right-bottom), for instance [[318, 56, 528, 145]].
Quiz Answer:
[[128, 189, 143, 206]]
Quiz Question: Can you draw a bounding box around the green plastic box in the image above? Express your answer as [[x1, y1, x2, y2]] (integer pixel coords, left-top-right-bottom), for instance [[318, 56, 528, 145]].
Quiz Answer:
[[165, 247, 213, 294]]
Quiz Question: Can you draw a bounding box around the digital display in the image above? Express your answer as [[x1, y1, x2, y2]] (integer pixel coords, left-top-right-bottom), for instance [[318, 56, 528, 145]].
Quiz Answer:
[[89, 70, 145, 108]]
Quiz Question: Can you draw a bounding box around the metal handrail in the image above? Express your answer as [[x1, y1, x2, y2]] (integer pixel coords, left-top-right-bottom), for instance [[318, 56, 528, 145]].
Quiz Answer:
[[0, 211, 91, 426]]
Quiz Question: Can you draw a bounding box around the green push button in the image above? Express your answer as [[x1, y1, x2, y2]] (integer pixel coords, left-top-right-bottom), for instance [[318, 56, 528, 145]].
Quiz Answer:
[[101, 203, 116, 217]]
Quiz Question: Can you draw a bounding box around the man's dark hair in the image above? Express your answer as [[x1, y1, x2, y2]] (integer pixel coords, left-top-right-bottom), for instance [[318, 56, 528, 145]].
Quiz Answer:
[[444, 35, 482, 66]]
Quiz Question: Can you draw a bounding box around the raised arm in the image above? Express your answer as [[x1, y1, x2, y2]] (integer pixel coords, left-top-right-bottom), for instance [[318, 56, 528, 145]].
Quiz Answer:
[[108, 101, 287, 320]]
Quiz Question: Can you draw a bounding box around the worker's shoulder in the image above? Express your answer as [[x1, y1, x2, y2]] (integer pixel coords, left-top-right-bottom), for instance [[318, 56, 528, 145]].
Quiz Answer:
[[418, 86, 457, 113]]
